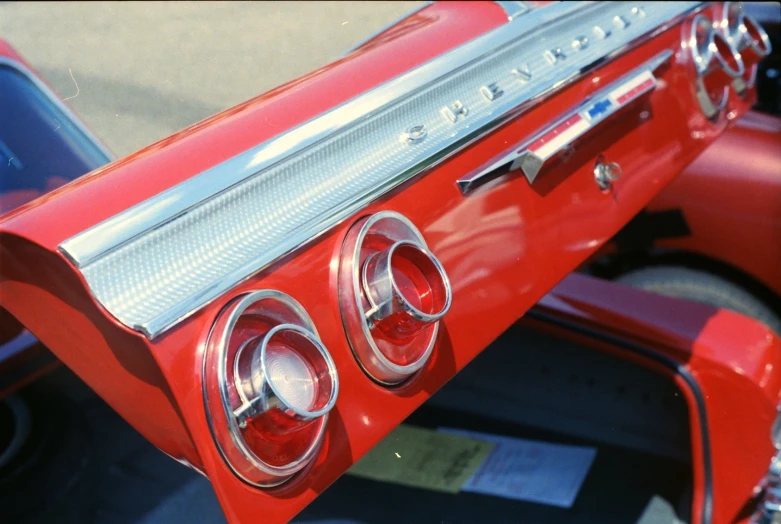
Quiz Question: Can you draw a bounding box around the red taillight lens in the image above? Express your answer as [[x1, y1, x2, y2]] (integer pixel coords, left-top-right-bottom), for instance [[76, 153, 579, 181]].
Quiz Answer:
[[203, 291, 338, 487], [391, 243, 451, 319], [717, 5, 772, 95], [701, 32, 745, 100], [340, 212, 452, 384], [719, 1, 743, 44], [688, 14, 745, 118], [710, 32, 744, 80], [363, 241, 451, 345], [740, 14, 772, 62]]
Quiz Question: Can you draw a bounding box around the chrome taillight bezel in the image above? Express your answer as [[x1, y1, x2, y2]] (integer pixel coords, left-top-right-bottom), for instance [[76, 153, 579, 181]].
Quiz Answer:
[[202, 290, 338, 487], [338, 211, 452, 385], [719, 1, 745, 46], [717, 3, 773, 96], [719, 2, 772, 59], [687, 13, 746, 119], [739, 13, 772, 60]]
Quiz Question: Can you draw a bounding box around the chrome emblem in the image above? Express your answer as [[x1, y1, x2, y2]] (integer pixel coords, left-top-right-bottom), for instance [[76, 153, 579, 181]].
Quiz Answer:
[[456, 50, 672, 194], [593, 25, 611, 40], [613, 15, 630, 29], [572, 35, 589, 52], [544, 48, 566, 64], [441, 101, 468, 123], [480, 82, 504, 102], [402, 124, 427, 144], [512, 64, 532, 82]]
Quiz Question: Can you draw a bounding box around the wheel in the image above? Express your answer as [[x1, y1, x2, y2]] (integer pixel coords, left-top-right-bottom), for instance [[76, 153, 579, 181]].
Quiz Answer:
[[616, 266, 781, 337], [0, 385, 93, 523]]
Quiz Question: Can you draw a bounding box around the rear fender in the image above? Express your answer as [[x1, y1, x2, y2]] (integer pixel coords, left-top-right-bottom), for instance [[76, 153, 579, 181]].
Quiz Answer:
[[0, 3, 761, 521]]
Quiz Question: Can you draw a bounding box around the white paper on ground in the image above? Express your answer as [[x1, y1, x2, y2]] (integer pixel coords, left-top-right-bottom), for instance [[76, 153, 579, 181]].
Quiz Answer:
[[439, 428, 597, 508]]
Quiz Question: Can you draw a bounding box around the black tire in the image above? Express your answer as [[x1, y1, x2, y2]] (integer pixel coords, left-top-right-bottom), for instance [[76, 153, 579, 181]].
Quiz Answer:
[[0, 384, 93, 523], [616, 266, 781, 337]]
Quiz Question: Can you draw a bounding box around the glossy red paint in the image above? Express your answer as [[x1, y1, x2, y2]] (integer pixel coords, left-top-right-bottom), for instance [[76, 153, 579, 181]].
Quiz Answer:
[[0, 4, 760, 523], [0, 38, 28, 67], [530, 273, 781, 524], [645, 110, 781, 296], [0, 38, 67, 398]]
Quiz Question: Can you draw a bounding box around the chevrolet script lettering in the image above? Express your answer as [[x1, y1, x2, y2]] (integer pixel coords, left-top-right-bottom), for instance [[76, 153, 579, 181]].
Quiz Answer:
[[544, 48, 566, 64], [480, 82, 504, 102], [441, 101, 468, 123], [593, 25, 611, 39], [60, 2, 704, 338], [572, 35, 590, 52], [408, 5, 658, 150], [613, 15, 630, 29], [402, 124, 427, 144], [512, 64, 532, 82]]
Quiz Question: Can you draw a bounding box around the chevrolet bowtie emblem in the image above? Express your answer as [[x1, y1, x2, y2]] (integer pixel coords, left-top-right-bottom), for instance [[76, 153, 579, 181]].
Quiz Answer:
[[586, 99, 613, 120], [456, 50, 672, 195]]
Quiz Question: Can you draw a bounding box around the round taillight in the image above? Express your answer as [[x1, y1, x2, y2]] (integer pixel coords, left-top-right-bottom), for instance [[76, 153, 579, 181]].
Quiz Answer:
[[203, 290, 338, 487], [363, 240, 451, 344], [719, 1, 744, 47], [739, 14, 772, 62], [709, 32, 745, 79], [717, 4, 772, 95], [339, 211, 452, 385], [691, 15, 717, 74], [688, 14, 745, 118]]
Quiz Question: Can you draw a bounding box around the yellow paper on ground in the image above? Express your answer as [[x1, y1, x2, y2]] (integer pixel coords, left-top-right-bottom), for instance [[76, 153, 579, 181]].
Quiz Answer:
[[346, 425, 496, 494]]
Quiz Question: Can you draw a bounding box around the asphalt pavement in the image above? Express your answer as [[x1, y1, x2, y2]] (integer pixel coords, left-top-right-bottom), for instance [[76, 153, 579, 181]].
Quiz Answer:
[[0, 1, 422, 156]]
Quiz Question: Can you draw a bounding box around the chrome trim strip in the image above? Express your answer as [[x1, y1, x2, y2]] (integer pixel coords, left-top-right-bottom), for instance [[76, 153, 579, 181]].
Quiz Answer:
[[340, 1, 434, 57], [0, 57, 113, 162], [62, 1, 586, 268], [59, 2, 704, 338], [457, 50, 672, 193], [495, 1, 531, 20]]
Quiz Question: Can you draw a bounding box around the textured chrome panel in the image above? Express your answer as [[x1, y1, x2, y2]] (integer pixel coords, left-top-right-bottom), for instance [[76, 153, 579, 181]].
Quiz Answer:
[[60, 1, 703, 338]]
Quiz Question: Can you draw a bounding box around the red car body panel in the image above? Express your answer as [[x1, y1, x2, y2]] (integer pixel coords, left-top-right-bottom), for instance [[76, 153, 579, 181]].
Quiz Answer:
[[531, 273, 781, 524], [0, 38, 29, 69], [646, 110, 781, 296], [0, 37, 110, 397], [0, 2, 770, 523]]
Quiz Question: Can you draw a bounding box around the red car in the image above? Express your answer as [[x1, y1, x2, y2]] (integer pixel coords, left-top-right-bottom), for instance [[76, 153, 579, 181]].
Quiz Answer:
[[590, 111, 781, 334], [1, 2, 779, 523], [590, 1, 781, 334]]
